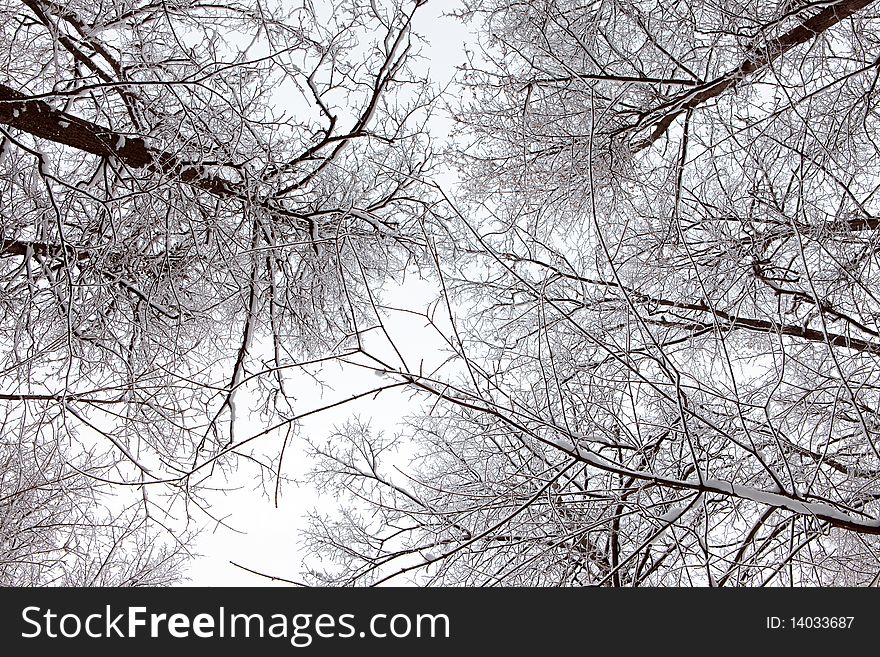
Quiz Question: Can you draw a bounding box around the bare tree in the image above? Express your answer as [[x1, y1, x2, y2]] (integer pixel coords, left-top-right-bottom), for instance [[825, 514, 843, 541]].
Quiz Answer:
[[303, 0, 880, 586], [0, 0, 435, 584], [0, 429, 187, 586]]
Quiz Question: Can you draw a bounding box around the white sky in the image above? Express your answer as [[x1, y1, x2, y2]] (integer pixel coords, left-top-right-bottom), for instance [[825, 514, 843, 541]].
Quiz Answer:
[[183, 2, 473, 584]]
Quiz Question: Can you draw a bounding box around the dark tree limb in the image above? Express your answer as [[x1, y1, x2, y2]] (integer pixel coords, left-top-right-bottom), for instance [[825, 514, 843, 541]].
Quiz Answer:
[[631, 0, 876, 150]]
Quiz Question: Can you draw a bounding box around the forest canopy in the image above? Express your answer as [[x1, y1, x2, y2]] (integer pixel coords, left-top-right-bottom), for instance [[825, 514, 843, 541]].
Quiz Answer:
[[2, 0, 880, 586]]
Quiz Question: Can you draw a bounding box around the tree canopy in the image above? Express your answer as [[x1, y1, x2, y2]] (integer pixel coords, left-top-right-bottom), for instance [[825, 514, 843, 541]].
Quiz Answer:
[[2, 0, 880, 586]]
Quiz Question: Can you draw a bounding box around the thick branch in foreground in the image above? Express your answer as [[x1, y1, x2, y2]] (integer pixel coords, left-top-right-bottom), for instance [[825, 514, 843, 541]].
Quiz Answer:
[[0, 83, 310, 221], [0, 238, 90, 260], [632, 0, 876, 149], [402, 376, 880, 536], [553, 439, 880, 535], [506, 256, 880, 353]]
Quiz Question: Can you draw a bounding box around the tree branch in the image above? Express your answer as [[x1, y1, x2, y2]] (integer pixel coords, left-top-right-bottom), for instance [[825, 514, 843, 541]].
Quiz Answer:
[[631, 0, 876, 150]]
